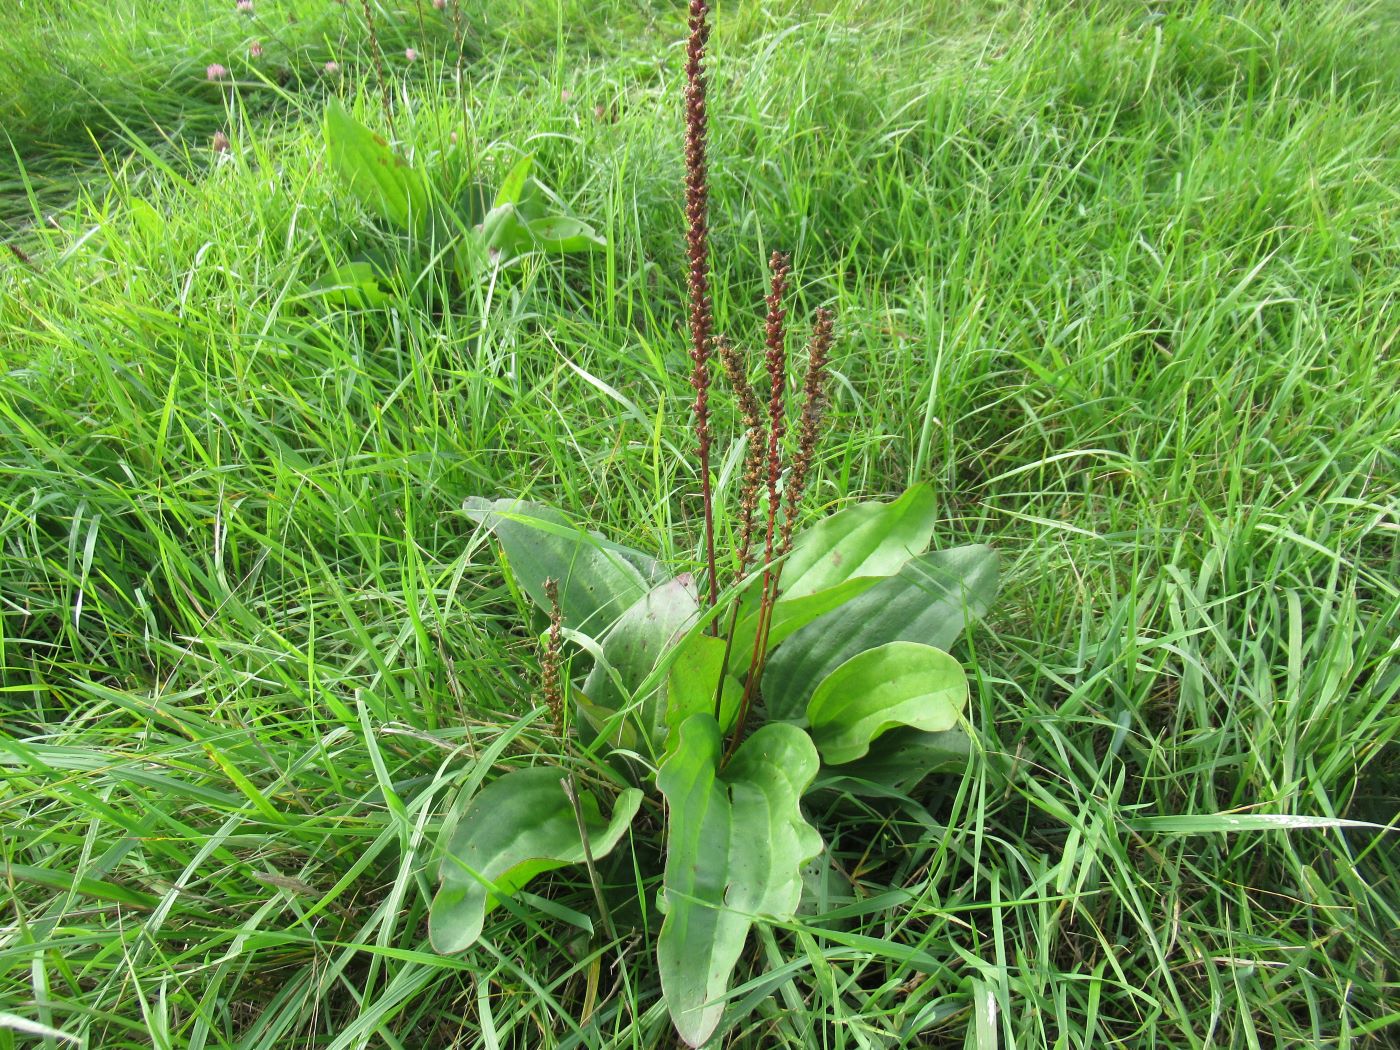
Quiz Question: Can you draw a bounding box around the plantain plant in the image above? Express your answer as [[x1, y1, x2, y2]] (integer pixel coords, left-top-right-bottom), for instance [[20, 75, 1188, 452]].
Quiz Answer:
[[316, 99, 604, 306], [426, 2, 998, 1045]]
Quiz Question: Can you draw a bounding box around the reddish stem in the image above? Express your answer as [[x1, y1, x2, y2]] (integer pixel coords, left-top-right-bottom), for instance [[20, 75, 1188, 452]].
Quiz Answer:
[[684, 0, 719, 619]]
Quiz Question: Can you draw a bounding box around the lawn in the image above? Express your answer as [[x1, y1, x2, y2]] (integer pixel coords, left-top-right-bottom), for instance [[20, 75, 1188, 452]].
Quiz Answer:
[[1, 0, 1398, 1046]]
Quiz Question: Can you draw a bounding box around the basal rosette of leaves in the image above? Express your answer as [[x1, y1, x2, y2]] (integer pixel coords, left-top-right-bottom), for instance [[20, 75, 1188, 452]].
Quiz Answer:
[[316, 100, 604, 306], [429, 485, 997, 1046]]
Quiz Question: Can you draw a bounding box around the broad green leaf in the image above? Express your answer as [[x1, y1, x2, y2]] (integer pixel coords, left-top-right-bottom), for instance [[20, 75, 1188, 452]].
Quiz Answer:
[[479, 203, 527, 255], [779, 484, 939, 601], [310, 259, 390, 308], [806, 642, 967, 764], [664, 632, 742, 755], [763, 545, 998, 721], [572, 688, 640, 750], [493, 153, 535, 208], [515, 177, 551, 223], [728, 573, 882, 673], [814, 727, 972, 795], [524, 215, 607, 253], [657, 716, 822, 1047], [429, 767, 641, 953], [323, 100, 430, 233], [464, 497, 662, 633], [726, 486, 940, 671], [578, 576, 699, 749]]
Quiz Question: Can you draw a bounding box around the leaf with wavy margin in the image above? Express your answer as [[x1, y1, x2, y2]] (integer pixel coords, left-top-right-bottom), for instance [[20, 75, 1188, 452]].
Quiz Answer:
[[806, 641, 967, 764], [727, 486, 940, 668], [464, 497, 666, 634], [430, 768, 641, 952], [657, 716, 822, 1046], [763, 545, 998, 722]]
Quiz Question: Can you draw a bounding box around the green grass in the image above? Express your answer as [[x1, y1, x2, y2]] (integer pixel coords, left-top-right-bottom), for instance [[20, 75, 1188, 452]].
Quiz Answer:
[[2, 0, 1398, 1046]]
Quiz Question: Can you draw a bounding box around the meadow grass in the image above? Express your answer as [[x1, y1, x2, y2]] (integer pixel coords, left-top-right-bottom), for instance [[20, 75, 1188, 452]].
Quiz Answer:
[[2, 0, 1398, 1046]]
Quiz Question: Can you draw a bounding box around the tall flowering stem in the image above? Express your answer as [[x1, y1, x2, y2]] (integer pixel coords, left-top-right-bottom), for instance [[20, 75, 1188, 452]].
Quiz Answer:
[[717, 336, 767, 577], [684, 0, 720, 619], [542, 578, 565, 740], [725, 252, 791, 762], [359, 0, 398, 141], [759, 250, 792, 580], [780, 308, 834, 553]]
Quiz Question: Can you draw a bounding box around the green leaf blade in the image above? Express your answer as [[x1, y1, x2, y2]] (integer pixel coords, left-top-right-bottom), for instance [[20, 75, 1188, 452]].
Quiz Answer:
[[729, 573, 882, 670], [806, 641, 968, 765], [429, 767, 641, 953], [779, 484, 939, 601], [578, 575, 699, 749], [493, 153, 535, 208], [310, 259, 391, 308], [463, 497, 662, 633], [657, 716, 822, 1047], [524, 215, 607, 253], [763, 544, 998, 721], [323, 100, 430, 233], [664, 632, 743, 755], [814, 726, 972, 795], [727, 485, 944, 675]]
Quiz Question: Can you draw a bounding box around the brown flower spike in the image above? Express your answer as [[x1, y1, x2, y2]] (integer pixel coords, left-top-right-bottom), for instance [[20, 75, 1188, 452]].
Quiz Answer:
[[542, 578, 564, 738], [684, 0, 720, 619], [677, 0, 837, 760], [781, 308, 834, 553], [717, 336, 767, 577], [759, 250, 791, 581]]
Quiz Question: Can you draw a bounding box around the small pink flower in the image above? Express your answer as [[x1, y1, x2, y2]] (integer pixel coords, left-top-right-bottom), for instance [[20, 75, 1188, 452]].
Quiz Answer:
[[212, 131, 231, 152], [560, 89, 572, 102], [248, 40, 263, 58], [433, 0, 445, 8], [206, 63, 229, 80], [449, 131, 458, 144], [236, 0, 253, 11], [323, 60, 340, 74], [404, 47, 417, 61]]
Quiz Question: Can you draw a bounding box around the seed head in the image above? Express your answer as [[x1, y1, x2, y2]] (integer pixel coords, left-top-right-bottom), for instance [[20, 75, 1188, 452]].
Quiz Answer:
[[781, 308, 834, 552], [212, 131, 231, 153], [684, 0, 719, 615], [542, 578, 565, 739], [759, 251, 791, 571], [718, 336, 767, 576]]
